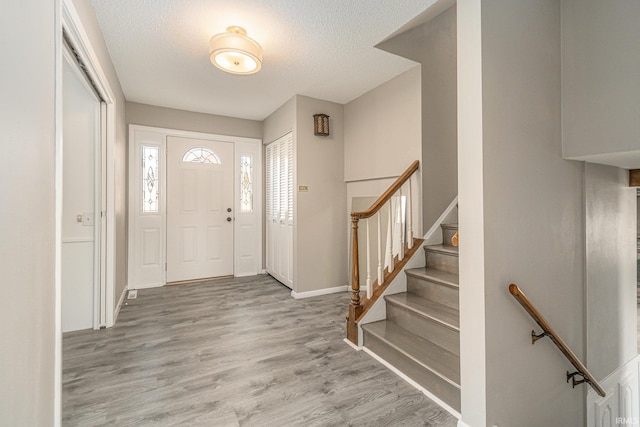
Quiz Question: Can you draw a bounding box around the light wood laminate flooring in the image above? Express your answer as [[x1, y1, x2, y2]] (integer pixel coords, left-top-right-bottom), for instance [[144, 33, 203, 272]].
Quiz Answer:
[[63, 275, 457, 426]]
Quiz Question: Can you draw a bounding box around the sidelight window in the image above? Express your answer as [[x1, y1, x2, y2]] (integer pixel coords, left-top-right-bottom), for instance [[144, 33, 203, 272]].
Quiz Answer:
[[240, 154, 253, 213], [142, 145, 159, 213]]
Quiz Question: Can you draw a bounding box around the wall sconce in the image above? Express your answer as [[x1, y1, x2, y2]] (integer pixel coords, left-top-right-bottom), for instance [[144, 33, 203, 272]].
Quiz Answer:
[[313, 114, 330, 136]]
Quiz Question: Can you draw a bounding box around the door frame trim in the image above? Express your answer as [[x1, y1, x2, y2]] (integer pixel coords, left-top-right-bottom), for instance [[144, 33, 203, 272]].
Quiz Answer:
[[127, 125, 263, 290], [57, 0, 119, 423], [61, 0, 117, 328]]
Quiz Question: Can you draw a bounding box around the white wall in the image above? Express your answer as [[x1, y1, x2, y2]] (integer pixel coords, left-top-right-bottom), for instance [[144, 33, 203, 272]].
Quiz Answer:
[[585, 164, 637, 380], [70, 0, 129, 317], [562, 0, 640, 169], [0, 1, 57, 424], [456, 0, 486, 425], [126, 102, 263, 140], [344, 66, 421, 182]]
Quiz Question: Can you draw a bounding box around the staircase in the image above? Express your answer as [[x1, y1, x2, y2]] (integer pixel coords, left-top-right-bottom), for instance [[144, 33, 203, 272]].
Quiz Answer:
[[362, 223, 460, 412]]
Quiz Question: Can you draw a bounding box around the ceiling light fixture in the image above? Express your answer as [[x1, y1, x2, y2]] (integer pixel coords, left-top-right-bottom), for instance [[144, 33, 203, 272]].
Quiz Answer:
[[209, 26, 263, 75]]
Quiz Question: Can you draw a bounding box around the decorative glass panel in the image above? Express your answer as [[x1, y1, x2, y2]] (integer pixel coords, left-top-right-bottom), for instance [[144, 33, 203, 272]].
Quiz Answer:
[[240, 154, 253, 213], [142, 146, 159, 213], [182, 147, 220, 164]]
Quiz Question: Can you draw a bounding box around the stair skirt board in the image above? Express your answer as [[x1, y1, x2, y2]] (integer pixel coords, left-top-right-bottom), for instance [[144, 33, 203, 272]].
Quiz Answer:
[[290, 285, 349, 299], [423, 196, 459, 246], [362, 346, 461, 420]]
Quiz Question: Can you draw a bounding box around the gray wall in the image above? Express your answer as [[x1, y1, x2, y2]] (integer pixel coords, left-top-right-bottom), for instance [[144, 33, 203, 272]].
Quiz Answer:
[[262, 96, 347, 293], [562, 0, 640, 167], [585, 164, 637, 380], [343, 66, 421, 182], [262, 97, 296, 145], [377, 6, 457, 232], [482, 1, 585, 425], [71, 0, 129, 310], [458, 1, 587, 425], [295, 95, 347, 293], [126, 102, 263, 140], [0, 1, 57, 424]]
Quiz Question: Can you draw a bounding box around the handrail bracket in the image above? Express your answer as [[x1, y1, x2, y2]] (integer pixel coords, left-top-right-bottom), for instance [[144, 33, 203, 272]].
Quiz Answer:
[[531, 330, 550, 344], [566, 371, 588, 388]]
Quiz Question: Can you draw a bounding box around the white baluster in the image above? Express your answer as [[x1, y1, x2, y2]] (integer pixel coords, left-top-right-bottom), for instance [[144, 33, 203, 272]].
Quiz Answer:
[[366, 218, 372, 299], [377, 213, 383, 285], [399, 188, 405, 261], [387, 200, 394, 273], [407, 177, 413, 249]]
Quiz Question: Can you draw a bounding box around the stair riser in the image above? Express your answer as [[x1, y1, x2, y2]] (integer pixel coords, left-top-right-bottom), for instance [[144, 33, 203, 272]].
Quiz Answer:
[[386, 304, 459, 356], [407, 276, 459, 310], [441, 226, 457, 248], [425, 250, 459, 275], [364, 331, 461, 412]]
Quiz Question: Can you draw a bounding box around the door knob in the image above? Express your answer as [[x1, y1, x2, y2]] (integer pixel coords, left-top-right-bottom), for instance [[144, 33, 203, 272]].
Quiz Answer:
[[227, 208, 232, 212], [227, 217, 232, 222]]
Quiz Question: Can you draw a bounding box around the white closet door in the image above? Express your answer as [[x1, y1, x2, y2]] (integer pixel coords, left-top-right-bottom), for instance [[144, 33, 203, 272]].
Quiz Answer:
[[265, 143, 275, 273], [265, 132, 294, 288], [283, 135, 294, 286], [62, 54, 101, 332]]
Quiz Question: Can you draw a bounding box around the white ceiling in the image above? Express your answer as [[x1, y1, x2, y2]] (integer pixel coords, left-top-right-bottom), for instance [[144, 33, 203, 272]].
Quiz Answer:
[[91, 0, 437, 121]]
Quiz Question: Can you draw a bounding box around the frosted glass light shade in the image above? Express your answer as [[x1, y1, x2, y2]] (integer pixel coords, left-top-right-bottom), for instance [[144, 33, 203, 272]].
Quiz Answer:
[[209, 26, 263, 75]]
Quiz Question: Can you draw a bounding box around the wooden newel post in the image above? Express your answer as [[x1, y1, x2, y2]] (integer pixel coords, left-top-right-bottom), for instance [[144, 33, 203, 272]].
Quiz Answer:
[[347, 214, 363, 344]]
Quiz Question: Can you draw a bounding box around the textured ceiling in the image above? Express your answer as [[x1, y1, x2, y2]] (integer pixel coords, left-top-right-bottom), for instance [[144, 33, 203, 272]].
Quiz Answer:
[[91, 0, 438, 120]]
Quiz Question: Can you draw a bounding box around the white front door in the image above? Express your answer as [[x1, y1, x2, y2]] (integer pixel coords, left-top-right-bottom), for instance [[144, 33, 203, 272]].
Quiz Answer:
[[166, 136, 234, 282]]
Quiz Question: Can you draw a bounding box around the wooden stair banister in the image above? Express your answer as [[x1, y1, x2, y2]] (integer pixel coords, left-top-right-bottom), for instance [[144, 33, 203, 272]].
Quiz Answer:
[[346, 160, 421, 345], [509, 284, 606, 397], [351, 160, 420, 220]]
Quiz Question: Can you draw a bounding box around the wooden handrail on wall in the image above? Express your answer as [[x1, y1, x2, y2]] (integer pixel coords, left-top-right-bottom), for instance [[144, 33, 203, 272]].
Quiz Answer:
[[346, 160, 421, 345], [508, 284, 606, 397]]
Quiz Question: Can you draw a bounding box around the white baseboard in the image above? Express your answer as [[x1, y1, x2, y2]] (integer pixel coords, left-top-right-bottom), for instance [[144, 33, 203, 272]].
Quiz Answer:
[[128, 282, 163, 290], [362, 346, 462, 420], [343, 338, 362, 351], [457, 421, 471, 427], [290, 285, 348, 299], [112, 286, 127, 325]]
